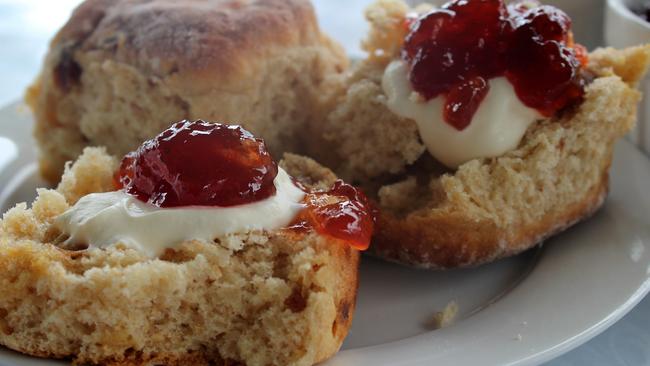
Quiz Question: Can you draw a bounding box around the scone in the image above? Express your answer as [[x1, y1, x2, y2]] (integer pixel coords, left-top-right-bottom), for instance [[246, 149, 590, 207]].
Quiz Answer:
[[0, 121, 374, 365], [323, 0, 650, 268], [26, 0, 348, 183]]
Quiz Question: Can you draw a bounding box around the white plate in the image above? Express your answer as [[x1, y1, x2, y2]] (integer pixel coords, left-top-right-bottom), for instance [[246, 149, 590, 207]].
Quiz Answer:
[[0, 102, 649, 366]]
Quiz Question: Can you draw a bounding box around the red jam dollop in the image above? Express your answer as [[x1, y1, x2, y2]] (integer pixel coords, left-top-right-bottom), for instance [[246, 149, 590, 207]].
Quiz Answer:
[[402, 0, 587, 130], [117, 120, 375, 250], [118, 120, 278, 208], [116, 120, 376, 250], [290, 180, 376, 251]]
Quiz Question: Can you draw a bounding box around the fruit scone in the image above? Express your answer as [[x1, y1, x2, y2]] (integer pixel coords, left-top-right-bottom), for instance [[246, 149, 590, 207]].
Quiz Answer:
[[0, 121, 374, 366], [26, 0, 348, 183], [323, 0, 650, 269]]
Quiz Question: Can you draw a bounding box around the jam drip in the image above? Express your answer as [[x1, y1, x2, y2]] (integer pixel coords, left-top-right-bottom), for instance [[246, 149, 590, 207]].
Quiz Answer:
[[402, 0, 587, 130], [118, 120, 278, 208], [290, 181, 376, 251]]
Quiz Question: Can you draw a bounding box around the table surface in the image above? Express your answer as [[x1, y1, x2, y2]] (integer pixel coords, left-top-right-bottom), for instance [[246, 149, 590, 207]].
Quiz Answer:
[[0, 1, 648, 365]]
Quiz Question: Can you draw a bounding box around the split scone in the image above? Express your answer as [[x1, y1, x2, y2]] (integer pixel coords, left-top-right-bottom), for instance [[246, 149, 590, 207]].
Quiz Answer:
[[25, 0, 348, 183], [323, 0, 650, 268], [0, 121, 374, 365]]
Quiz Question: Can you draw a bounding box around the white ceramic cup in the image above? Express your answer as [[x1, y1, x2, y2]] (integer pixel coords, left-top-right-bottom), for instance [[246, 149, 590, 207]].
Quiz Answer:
[[605, 0, 650, 155]]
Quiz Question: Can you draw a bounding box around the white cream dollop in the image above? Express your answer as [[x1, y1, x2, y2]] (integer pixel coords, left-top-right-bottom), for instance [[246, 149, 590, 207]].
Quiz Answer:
[[55, 168, 305, 257], [382, 60, 543, 168]]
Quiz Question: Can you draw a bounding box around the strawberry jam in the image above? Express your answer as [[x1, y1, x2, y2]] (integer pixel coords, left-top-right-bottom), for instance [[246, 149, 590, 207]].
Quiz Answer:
[[117, 120, 375, 250], [402, 0, 587, 130], [118, 120, 278, 207], [290, 181, 375, 251]]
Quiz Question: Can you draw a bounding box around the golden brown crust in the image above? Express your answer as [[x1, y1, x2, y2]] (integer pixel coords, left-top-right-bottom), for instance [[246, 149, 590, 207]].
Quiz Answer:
[[371, 170, 609, 269], [53, 0, 320, 91], [0, 149, 359, 366]]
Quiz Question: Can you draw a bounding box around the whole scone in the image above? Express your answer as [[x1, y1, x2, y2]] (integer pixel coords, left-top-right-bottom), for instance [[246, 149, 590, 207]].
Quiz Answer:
[[0, 148, 359, 366], [26, 0, 347, 183], [323, 0, 650, 269]]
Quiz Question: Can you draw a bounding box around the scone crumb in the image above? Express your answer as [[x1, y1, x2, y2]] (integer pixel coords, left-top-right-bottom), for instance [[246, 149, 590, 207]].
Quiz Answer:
[[362, 0, 409, 60], [57, 147, 119, 204], [431, 301, 459, 330], [1, 203, 38, 240]]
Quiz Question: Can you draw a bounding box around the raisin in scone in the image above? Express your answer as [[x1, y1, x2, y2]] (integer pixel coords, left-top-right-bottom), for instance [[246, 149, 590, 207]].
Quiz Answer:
[[26, 0, 347, 183], [0, 122, 374, 366], [322, 0, 650, 269]]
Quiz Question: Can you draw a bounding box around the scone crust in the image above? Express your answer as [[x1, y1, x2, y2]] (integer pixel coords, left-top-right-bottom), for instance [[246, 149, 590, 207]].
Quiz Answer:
[[372, 172, 609, 269], [0, 149, 358, 366], [50, 0, 323, 91]]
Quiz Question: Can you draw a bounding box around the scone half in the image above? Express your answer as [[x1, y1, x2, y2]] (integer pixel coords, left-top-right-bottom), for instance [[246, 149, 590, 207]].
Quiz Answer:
[[0, 148, 358, 366], [323, 0, 650, 269]]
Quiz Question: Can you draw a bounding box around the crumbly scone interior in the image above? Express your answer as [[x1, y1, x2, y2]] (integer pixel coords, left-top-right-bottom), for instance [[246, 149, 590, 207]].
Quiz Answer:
[[324, 0, 649, 232], [0, 148, 355, 366]]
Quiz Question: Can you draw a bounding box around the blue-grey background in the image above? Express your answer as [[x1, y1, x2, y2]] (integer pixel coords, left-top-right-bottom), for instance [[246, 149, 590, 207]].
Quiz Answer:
[[0, 0, 647, 365]]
